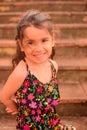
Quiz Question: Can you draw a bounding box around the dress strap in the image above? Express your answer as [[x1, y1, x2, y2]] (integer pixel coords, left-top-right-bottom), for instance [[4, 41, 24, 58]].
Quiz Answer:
[[48, 59, 57, 73], [23, 59, 29, 73], [48, 59, 57, 80]]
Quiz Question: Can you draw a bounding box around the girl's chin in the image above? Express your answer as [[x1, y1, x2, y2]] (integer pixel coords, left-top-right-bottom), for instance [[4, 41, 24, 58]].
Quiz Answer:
[[33, 57, 49, 64], [33, 55, 47, 61], [26, 55, 50, 64], [34, 59, 47, 63]]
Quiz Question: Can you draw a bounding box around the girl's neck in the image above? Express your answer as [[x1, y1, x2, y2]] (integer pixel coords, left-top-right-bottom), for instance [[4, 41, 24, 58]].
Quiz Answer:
[[25, 57, 50, 68]]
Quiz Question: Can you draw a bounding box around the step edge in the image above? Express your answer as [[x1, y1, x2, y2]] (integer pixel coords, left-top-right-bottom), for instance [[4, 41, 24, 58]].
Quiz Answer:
[[0, 1, 86, 5], [0, 39, 87, 47], [1, 11, 87, 15], [0, 59, 87, 71]]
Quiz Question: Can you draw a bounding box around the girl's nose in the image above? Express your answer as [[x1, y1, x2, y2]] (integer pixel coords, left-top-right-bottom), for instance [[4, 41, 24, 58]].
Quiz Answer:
[[34, 42, 44, 50]]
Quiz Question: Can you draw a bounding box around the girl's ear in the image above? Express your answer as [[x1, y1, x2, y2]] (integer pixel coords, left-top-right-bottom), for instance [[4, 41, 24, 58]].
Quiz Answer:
[[18, 40, 24, 52]]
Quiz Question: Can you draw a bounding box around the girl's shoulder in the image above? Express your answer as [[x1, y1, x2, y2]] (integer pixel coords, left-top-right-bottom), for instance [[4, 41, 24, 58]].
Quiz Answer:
[[0, 60, 28, 98], [49, 59, 58, 72], [12, 60, 27, 78]]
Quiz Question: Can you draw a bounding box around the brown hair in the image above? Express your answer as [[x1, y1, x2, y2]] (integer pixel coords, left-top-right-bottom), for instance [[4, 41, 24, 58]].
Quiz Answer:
[[12, 9, 55, 68]]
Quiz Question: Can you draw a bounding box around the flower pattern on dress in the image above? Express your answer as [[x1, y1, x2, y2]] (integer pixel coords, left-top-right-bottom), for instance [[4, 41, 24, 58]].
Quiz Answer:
[[15, 61, 61, 130], [29, 101, 37, 109], [28, 93, 35, 101]]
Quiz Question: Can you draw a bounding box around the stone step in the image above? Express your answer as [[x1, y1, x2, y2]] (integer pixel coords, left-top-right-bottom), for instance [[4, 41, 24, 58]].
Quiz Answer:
[[0, 39, 16, 48], [0, 0, 85, 2], [0, 43, 87, 60], [55, 57, 87, 71], [0, 39, 87, 48], [0, 115, 87, 130], [0, 56, 87, 85], [0, 23, 87, 39], [58, 70, 87, 85], [0, 59, 87, 85], [0, 81, 87, 116], [0, 114, 16, 130], [0, 57, 87, 71], [1, 11, 87, 24], [54, 45, 87, 61], [0, 1, 87, 12], [0, 57, 87, 116]]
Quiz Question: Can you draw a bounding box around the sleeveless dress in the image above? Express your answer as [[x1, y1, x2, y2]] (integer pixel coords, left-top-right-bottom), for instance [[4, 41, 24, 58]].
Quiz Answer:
[[15, 60, 61, 130]]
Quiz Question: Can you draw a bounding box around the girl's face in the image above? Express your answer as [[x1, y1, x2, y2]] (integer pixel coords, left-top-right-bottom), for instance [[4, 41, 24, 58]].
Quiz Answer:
[[19, 26, 55, 64]]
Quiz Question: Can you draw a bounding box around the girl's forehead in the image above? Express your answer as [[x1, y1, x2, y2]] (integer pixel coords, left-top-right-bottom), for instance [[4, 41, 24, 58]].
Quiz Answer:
[[23, 26, 52, 39]]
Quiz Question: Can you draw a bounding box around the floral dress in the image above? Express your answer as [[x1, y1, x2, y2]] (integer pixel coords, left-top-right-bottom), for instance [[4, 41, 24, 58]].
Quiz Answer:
[[15, 60, 61, 130]]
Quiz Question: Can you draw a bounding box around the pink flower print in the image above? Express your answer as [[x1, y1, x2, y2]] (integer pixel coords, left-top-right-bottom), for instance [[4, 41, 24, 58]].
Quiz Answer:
[[28, 93, 35, 101], [45, 105, 50, 112], [23, 124, 30, 130], [55, 79, 58, 84], [29, 101, 37, 109], [37, 109, 41, 115], [47, 98, 52, 103], [24, 80, 29, 87], [52, 100, 58, 106], [41, 118, 44, 124], [36, 115, 41, 122], [31, 110, 36, 115], [22, 88, 27, 93], [50, 118, 59, 126], [58, 119, 62, 124], [16, 122, 18, 126], [36, 86, 43, 94], [31, 116, 35, 120], [39, 102, 42, 108], [21, 99, 26, 104], [20, 115, 25, 122], [33, 80, 37, 85]]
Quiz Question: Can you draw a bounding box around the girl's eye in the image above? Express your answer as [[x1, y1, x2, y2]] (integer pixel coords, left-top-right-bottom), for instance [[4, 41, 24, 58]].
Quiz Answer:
[[28, 41, 34, 45], [42, 39, 48, 43]]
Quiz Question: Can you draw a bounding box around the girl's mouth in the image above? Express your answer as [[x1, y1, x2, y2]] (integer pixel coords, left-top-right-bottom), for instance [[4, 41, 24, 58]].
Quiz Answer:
[[33, 52, 46, 58]]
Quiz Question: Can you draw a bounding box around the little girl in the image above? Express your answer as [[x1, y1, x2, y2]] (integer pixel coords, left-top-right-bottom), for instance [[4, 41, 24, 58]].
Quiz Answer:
[[0, 10, 76, 130]]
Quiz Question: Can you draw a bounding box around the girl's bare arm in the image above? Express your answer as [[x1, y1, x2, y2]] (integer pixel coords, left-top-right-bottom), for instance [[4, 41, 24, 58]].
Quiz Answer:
[[0, 60, 27, 114]]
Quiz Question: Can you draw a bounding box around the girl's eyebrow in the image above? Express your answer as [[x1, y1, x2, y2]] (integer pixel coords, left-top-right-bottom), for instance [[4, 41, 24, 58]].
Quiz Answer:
[[24, 39, 35, 42], [24, 37, 50, 42], [26, 37, 49, 41], [43, 37, 49, 39], [41, 37, 50, 40]]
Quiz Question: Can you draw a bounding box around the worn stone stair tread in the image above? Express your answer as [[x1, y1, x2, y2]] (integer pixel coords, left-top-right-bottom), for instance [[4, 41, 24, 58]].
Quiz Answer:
[[1, 11, 87, 15], [0, 114, 87, 130], [0, 39, 15, 47], [0, 23, 87, 39], [0, 81, 87, 116], [0, 39, 87, 48], [0, 57, 87, 70], [0, 80, 87, 101], [56, 57, 87, 70], [0, 0, 85, 2], [0, 11, 87, 24], [56, 39, 87, 47], [59, 82, 87, 102], [0, 1, 86, 4], [0, 1, 86, 13], [0, 114, 16, 130], [0, 79, 87, 101], [1, 23, 87, 28]]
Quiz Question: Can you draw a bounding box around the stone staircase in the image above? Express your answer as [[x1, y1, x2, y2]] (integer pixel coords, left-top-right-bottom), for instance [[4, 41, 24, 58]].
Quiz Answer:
[[0, 0, 87, 129]]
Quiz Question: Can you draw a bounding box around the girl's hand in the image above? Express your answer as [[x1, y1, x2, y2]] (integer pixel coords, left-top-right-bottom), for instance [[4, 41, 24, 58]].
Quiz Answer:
[[6, 107, 18, 115]]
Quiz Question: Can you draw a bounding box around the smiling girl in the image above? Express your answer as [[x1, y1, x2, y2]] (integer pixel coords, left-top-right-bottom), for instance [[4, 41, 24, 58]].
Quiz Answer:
[[0, 10, 76, 130]]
